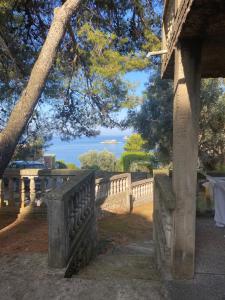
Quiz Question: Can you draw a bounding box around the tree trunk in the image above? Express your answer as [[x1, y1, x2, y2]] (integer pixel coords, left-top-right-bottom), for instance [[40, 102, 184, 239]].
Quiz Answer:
[[0, 0, 81, 177]]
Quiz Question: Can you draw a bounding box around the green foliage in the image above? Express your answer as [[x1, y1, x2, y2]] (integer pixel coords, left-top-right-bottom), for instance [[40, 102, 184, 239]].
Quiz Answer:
[[124, 133, 147, 152], [55, 160, 68, 169], [79, 150, 118, 171], [120, 151, 157, 172], [199, 79, 225, 170], [56, 160, 79, 170], [0, 0, 161, 139], [129, 71, 225, 170], [13, 136, 47, 161], [128, 71, 173, 164], [66, 163, 78, 170]]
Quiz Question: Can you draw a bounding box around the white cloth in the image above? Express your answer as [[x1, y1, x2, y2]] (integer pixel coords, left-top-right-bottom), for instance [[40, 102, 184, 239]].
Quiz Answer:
[[206, 176, 225, 227]]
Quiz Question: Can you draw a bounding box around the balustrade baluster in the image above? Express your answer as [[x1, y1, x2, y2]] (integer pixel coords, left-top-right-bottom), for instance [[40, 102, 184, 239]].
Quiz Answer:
[[107, 181, 110, 196], [113, 180, 116, 194], [0, 179, 5, 207], [122, 179, 125, 191], [8, 177, 14, 207], [78, 189, 83, 225], [52, 177, 57, 189], [81, 186, 85, 220], [74, 193, 80, 230], [114, 180, 117, 194], [29, 177, 36, 206], [95, 184, 99, 197], [100, 182, 103, 197], [40, 177, 46, 194], [19, 177, 26, 209], [109, 181, 112, 196]]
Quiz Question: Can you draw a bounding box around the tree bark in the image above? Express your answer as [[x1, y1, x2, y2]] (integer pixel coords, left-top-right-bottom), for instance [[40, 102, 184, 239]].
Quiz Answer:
[[0, 0, 81, 177]]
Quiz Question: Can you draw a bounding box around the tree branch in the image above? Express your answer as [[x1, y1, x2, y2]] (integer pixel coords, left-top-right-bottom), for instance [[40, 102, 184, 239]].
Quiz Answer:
[[0, 0, 82, 176]]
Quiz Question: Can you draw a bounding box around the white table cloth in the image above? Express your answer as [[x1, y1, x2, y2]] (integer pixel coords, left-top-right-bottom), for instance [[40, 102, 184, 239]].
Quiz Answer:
[[206, 176, 225, 227]]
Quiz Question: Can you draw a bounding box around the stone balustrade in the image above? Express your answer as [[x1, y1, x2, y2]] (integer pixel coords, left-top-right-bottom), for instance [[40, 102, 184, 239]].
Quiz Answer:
[[95, 173, 131, 212], [0, 169, 85, 218], [47, 171, 97, 277], [0, 169, 154, 217], [131, 178, 153, 207], [153, 173, 176, 279], [96, 173, 153, 213]]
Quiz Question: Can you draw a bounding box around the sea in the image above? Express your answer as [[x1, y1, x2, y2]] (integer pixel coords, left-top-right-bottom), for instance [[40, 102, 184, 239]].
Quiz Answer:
[[44, 135, 126, 167]]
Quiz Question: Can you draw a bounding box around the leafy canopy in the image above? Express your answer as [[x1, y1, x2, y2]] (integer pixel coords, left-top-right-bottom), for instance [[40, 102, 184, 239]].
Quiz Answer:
[[0, 0, 161, 141], [128, 71, 225, 170], [79, 150, 118, 171], [124, 133, 147, 152], [120, 151, 157, 172]]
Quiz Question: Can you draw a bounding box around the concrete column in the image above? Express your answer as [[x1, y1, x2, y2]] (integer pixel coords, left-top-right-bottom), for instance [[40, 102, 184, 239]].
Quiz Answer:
[[172, 40, 201, 279]]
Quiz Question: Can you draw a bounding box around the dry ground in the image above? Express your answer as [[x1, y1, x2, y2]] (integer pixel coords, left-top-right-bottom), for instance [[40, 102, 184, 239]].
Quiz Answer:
[[98, 203, 153, 249], [0, 203, 153, 254]]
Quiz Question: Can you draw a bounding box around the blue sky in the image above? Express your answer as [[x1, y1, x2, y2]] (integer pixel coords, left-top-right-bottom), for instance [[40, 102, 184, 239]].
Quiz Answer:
[[100, 70, 150, 135]]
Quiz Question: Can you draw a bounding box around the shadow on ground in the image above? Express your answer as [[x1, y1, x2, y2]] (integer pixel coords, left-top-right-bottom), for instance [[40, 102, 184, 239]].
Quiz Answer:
[[98, 202, 153, 251], [0, 215, 17, 230]]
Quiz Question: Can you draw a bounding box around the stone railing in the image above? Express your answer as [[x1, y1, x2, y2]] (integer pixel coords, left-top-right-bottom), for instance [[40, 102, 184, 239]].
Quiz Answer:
[[153, 174, 176, 278], [47, 171, 97, 277], [0, 169, 154, 217], [0, 169, 85, 218], [95, 173, 131, 212], [96, 173, 153, 213], [131, 178, 153, 208]]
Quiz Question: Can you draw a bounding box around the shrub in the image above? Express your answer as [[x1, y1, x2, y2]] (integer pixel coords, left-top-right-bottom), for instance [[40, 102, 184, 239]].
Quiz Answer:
[[79, 150, 118, 171], [120, 151, 157, 172]]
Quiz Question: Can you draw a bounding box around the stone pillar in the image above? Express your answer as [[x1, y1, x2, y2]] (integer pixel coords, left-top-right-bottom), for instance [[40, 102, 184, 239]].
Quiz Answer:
[[172, 40, 201, 279]]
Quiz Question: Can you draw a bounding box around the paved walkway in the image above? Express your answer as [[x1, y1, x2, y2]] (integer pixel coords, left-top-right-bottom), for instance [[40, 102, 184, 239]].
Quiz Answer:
[[0, 203, 170, 300], [1, 206, 225, 299], [166, 217, 225, 300]]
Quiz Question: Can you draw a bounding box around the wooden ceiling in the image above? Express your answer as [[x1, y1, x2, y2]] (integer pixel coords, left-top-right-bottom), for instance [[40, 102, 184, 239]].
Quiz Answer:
[[162, 0, 225, 78]]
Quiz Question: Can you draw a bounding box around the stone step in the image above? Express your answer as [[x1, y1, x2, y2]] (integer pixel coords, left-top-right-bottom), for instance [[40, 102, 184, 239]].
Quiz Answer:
[[111, 241, 155, 256], [74, 254, 160, 281], [0, 252, 170, 300]]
